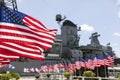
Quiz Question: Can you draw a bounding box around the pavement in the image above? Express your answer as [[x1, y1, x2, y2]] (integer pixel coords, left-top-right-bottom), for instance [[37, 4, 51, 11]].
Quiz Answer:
[[19, 76, 64, 80], [20, 76, 35, 80]]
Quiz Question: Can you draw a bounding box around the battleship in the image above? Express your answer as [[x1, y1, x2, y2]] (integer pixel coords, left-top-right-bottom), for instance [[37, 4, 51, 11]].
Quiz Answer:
[[0, 0, 119, 78]]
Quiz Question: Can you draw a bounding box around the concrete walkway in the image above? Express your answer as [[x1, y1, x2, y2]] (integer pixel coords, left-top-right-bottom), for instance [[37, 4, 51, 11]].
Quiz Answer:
[[20, 76, 35, 80]]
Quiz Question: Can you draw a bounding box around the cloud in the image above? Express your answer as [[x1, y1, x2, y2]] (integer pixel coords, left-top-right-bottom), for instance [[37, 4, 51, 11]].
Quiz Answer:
[[18, 0, 22, 2], [80, 24, 95, 32], [113, 32, 120, 37]]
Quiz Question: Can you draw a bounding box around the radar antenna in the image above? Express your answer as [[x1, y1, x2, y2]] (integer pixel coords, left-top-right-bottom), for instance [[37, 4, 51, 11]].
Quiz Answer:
[[56, 14, 66, 27]]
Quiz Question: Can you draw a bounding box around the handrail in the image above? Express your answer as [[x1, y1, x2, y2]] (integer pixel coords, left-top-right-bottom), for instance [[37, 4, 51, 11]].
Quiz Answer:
[[72, 76, 119, 80]]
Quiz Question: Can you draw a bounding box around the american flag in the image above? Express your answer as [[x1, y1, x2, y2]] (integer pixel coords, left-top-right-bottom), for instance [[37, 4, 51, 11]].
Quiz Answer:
[[96, 53, 104, 66], [47, 62, 53, 73], [103, 55, 110, 67], [90, 54, 95, 69], [84, 57, 90, 69], [0, 58, 10, 64], [87, 57, 94, 70], [0, 49, 19, 60], [107, 52, 114, 63], [79, 58, 85, 68], [67, 60, 74, 73], [40, 63, 48, 72], [34, 68, 40, 72], [75, 58, 81, 70], [28, 68, 35, 73], [107, 52, 114, 67], [59, 60, 65, 72], [93, 56, 100, 67], [0, 5, 57, 60], [53, 61, 59, 73]]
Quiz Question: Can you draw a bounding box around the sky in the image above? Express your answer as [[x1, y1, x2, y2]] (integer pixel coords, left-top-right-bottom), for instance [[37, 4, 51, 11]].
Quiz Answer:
[[11, 0, 120, 57]]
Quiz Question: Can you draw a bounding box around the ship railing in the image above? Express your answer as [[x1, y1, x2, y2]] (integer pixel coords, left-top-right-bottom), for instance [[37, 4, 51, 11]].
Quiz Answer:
[[72, 76, 119, 80]]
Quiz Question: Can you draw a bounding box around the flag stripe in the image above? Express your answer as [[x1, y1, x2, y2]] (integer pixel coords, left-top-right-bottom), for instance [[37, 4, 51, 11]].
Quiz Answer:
[[0, 43, 45, 60], [24, 17, 47, 31], [0, 48, 44, 60], [0, 25, 56, 43], [0, 33, 53, 47], [24, 15, 48, 31], [0, 22, 57, 50], [1, 42, 41, 53], [0, 51, 19, 60], [0, 22, 56, 39], [4, 42, 42, 52], [0, 29, 54, 43]]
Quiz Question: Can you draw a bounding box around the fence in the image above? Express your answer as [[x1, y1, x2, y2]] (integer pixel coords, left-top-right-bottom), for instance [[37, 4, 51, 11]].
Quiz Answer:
[[20, 73, 119, 80], [72, 76, 119, 80]]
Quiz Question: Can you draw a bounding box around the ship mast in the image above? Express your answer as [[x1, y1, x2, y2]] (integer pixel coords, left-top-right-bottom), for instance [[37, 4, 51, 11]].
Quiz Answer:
[[0, 0, 18, 10]]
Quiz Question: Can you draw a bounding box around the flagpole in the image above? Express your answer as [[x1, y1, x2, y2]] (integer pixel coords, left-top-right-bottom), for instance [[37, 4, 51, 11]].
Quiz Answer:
[[97, 67, 99, 77], [104, 66, 107, 77]]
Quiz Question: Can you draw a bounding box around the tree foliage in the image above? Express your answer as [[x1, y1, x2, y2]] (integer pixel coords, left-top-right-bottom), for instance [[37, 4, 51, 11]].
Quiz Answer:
[[0, 72, 20, 80], [82, 70, 95, 80]]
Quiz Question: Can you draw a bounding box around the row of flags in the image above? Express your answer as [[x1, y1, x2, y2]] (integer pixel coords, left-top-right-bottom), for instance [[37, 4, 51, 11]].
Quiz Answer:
[[74, 52, 114, 70], [0, 5, 57, 62], [23, 52, 114, 73]]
